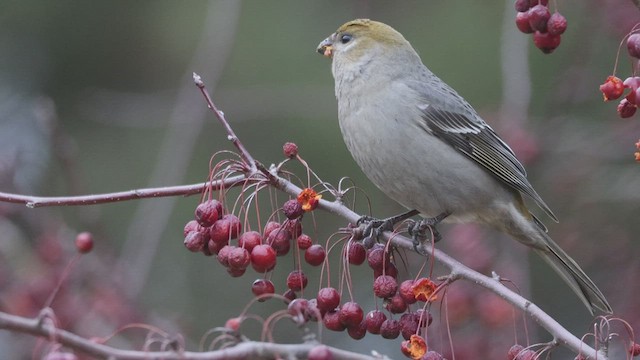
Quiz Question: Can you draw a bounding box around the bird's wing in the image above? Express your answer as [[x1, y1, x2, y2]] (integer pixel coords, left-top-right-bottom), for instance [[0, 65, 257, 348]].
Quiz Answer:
[[417, 102, 558, 222]]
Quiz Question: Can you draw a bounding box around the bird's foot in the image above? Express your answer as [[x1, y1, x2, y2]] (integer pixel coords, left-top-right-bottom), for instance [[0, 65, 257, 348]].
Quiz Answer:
[[407, 212, 450, 254], [357, 209, 420, 241]]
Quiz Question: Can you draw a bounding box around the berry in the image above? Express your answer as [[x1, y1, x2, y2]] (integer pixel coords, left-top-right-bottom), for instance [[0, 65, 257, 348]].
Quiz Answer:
[[400, 314, 420, 340], [308, 345, 334, 360], [515, 12, 533, 34], [225, 317, 241, 331], [304, 244, 326, 266], [183, 220, 200, 236], [209, 218, 232, 244], [263, 221, 281, 238], [287, 298, 309, 322], [508, 345, 525, 360], [238, 231, 262, 253], [628, 33, 640, 59], [250, 244, 277, 272], [283, 142, 299, 158], [283, 289, 297, 302], [347, 321, 367, 340], [75, 232, 94, 254], [217, 245, 233, 267], [323, 309, 346, 331], [283, 199, 304, 220], [347, 242, 366, 265], [399, 280, 417, 304], [306, 298, 324, 321], [514, 0, 530, 12], [251, 279, 275, 300], [422, 351, 445, 360], [373, 275, 397, 298], [316, 287, 341, 312], [194, 199, 222, 227], [296, 233, 313, 250], [515, 349, 536, 360], [533, 31, 561, 54], [385, 293, 407, 314], [184, 231, 206, 252], [367, 245, 388, 271], [207, 238, 226, 255], [618, 99, 637, 119], [380, 319, 401, 339], [529, 0, 548, 6], [228, 247, 250, 270], [286, 270, 308, 291], [268, 229, 292, 256], [528, 4, 550, 32], [226, 266, 246, 277], [599, 76, 625, 101], [365, 310, 386, 334], [630, 342, 640, 356], [547, 12, 567, 36], [338, 301, 364, 328]]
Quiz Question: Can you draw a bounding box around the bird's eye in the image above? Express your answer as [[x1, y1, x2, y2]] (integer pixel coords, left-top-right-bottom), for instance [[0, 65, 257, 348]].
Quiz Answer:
[[340, 34, 352, 44]]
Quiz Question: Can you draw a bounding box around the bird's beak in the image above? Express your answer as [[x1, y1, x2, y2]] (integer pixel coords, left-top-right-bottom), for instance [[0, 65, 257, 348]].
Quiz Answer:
[[317, 35, 334, 58]]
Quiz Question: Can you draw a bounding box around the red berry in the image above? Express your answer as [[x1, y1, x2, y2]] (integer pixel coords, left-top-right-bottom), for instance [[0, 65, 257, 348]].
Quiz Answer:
[[250, 244, 277, 272], [306, 298, 325, 321], [283, 142, 299, 159], [373, 275, 397, 298], [183, 220, 200, 236], [217, 245, 232, 267], [338, 301, 364, 328], [304, 244, 326, 266], [238, 231, 262, 253], [422, 351, 445, 360], [225, 317, 241, 331], [515, 12, 533, 34], [194, 199, 222, 227], [380, 319, 401, 339], [286, 270, 308, 291], [251, 279, 275, 300], [287, 298, 309, 321], [267, 229, 292, 256], [533, 31, 561, 54], [209, 218, 232, 244], [316, 287, 341, 312], [365, 310, 386, 334], [283, 199, 304, 220], [75, 232, 94, 254], [508, 345, 525, 360], [399, 280, 417, 304], [347, 242, 366, 265], [514, 0, 530, 12], [385, 293, 407, 314], [367, 245, 388, 271], [630, 342, 640, 356], [628, 33, 640, 59], [184, 231, 206, 252], [547, 12, 567, 36], [283, 289, 297, 302], [227, 247, 250, 270], [400, 315, 419, 340], [207, 238, 226, 255], [263, 221, 281, 238], [347, 321, 367, 340], [618, 99, 637, 118], [308, 345, 334, 360], [226, 266, 246, 277], [323, 309, 345, 331], [283, 219, 303, 237], [528, 4, 550, 32], [599, 76, 625, 101], [296, 233, 313, 250]]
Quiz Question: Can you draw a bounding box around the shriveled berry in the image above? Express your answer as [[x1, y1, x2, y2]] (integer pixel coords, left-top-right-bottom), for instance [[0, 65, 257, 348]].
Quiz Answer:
[[217, 245, 233, 266], [268, 229, 292, 256], [195, 199, 222, 227], [347, 321, 367, 340], [533, 31, 561, 54], [400, 313, 420, 340], [385, 293, 407, 314], [528, 4, 550, 32], [251, 279, 275, 301], [283, 199, 304, 220], [547, 12, 567, 36], [304, 244, 326, 266], [75, 232, 94, 254], [347, 242, 366, 265], [323, 309, 346, 331], [297, 233, 313, 250], [628, 33, 640, 59], [380, 319, 401, 339], [286, 270, 308, 291], [600, 76, 625, 101], [209, 218, 232, 244], [184, 231, 206, 252], [283, 219, 303, 237], [308, 345, 334, 360], [316, 287, 341, 312], [207, 238, 226, 255], [515, 12, 533, 34], [339, 301, 364, 328], [374, 262, 398, 279], [373, 275, 397, 298], [367, 244, 388, 271], [226, 266, 246, 277], [250, 244, 277, 272], [183, 220, 200, 236], [238, 231, 262, 253], [514, 0, 530, 12], [618, 98, 637, 118], [263, 221, 281, 239], [365, 310, 386, 334], [399, 280, 417, 304], [283, 142, 299, 158], [508, 344, 525, 360], [228, 247, 250, 270]]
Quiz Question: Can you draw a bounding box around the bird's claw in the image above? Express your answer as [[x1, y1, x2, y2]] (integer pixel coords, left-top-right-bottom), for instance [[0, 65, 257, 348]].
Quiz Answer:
[[357, 215, 395, 240], [407, 212, 450, 255]]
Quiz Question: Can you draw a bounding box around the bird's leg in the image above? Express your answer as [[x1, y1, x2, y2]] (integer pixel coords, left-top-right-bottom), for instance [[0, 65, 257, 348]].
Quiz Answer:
[[357, 209, 420, 240], [407, 212, 450, 254]]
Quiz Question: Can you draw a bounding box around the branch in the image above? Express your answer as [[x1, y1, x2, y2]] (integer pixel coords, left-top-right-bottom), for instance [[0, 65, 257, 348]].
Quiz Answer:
[[0, 311, 378, 360]]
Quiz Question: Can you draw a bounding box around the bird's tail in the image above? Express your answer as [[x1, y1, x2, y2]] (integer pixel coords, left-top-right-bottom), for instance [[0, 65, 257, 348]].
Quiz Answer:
[[533, 229, 612, 315]]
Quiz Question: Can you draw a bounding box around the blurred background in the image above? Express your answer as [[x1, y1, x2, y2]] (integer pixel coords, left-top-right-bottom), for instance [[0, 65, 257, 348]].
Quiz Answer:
[[0, 1, 639, 359]]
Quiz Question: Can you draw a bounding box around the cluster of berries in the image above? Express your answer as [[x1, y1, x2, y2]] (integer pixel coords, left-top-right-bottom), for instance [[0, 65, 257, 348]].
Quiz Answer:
[[514, 0, 567, 54], [600, 34, 640, 119]]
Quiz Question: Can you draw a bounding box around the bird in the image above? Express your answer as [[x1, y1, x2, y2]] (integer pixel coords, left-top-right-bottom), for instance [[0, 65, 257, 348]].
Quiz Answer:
[[316, 19, 612, 314]]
